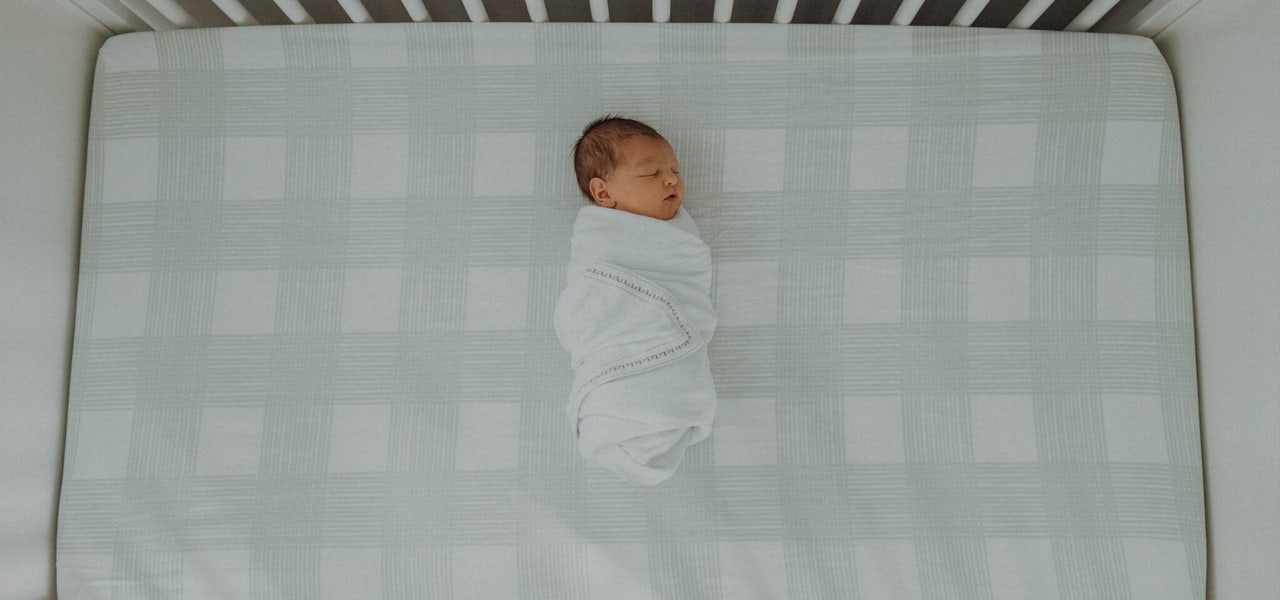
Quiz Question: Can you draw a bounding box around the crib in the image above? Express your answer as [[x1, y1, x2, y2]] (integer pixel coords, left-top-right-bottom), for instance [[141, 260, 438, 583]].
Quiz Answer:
[[66, 0, 1192, 33], [2, 0, 1277, 599]]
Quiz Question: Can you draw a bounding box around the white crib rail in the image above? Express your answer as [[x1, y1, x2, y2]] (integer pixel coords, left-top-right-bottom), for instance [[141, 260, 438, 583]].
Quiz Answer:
[[402, 0, 431, 22], [1009, 0, 1054, 28], [459, 0, 488, 23], [207, 0, 256, 25], [1067, 0, 1123, 31], [774, 0, 798, 24], [891, 0, 927, 26], [713, 0, 733, 24], [653, 0, 671, 24], [337, 0, 373, 23], [950, 0, 991, 26], [68, 0, 1169, 35], [589, 0, 608, 23], [525, 0, 548, 23], [271, 0, 315, 24]]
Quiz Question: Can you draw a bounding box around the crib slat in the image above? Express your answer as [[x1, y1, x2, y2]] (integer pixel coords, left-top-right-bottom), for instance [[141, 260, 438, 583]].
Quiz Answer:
[[653, 0, 671, 23], [337, 0, 372, 23], [890, 0, 926, 25], [143, 0, 197, 27], [460, 0, 489, 22], [73, 0, 152, 33], [832, 0, 861, 24], [400, 0, 431, 22], [525, 0, 548, 22], [1009, 0, 1054, 28], [713, 0, 733, 23], [1066, 0, 1123, 31], [209, 0, 259, 25], [151, 0, 198, 27], [270, 0, 315, 24], [589, 0, 609, 22], [96, 0, 1145, 32], [950, 0, 991, 26], [1104, 0, 1197, 36], [774, 0, 797, 23], [117, 0, 178, 30]]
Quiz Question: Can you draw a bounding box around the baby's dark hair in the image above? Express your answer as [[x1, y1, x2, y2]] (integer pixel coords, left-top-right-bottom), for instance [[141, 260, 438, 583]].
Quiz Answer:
[[572, 115, 665, 202]]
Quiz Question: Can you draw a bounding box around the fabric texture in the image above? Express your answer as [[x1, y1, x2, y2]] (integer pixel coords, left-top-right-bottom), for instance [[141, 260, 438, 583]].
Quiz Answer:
[[554, 205, 718, 485], [59, 23, 1204, 599]]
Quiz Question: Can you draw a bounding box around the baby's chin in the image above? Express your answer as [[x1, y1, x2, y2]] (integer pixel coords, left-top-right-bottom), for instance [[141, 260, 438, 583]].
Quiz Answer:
[[660, 201, 683, 220]]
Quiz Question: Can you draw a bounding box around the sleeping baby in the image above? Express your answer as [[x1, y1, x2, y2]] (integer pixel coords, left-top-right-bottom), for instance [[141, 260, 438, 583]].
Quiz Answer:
[[553, 117, 719, 485]]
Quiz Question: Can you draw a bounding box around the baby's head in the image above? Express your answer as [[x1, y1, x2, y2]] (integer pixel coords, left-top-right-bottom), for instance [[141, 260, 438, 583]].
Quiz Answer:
[[573, 116, 684, 221]]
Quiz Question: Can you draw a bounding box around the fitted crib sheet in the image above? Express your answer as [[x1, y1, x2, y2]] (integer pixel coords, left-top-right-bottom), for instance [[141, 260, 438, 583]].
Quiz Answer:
[[59, 23, 1203, 599]]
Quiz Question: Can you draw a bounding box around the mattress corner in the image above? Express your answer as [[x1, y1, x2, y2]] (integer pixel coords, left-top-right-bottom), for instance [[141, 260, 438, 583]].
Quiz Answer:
[[1105, 32, 1177, 91], [1105, 31, 1161, 56], [97, 31, 160, 74]]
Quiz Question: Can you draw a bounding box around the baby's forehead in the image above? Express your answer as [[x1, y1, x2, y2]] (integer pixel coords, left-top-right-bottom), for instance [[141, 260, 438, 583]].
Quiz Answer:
[[617, 137, 678, 166]]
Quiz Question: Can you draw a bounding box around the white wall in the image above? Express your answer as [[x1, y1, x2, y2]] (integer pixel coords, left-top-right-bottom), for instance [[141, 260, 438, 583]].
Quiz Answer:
[[0, 1, 106, 598], [1155, 1, 1280, 598]]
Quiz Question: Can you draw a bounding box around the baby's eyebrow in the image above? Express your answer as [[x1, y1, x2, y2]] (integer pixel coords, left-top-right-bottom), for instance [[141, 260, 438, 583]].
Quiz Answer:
[[632, 158, 678, 169]]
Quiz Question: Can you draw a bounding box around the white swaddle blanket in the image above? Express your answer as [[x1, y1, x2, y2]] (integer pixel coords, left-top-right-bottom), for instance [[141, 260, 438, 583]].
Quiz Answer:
[[553, 205, 718, 485]]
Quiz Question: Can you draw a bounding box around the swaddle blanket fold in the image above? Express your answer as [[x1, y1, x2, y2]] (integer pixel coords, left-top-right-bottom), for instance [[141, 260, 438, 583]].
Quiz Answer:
[[553, 205, 718, 485]]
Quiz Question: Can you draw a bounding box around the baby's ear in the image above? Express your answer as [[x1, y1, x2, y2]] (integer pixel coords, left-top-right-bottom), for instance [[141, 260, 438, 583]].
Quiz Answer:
[[589, 177, 613, 207]]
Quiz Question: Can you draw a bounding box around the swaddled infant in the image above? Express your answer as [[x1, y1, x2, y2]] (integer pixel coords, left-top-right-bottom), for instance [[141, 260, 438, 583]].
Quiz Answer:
[[553, 117, 718, 485]]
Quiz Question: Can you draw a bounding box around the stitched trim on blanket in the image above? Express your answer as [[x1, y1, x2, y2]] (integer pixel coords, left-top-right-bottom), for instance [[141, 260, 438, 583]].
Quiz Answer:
[[578, 267, 696, 390]]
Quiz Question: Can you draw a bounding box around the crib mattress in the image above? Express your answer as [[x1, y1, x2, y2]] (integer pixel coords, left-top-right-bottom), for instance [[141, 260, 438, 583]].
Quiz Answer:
[[60, 23, 1203, 599]]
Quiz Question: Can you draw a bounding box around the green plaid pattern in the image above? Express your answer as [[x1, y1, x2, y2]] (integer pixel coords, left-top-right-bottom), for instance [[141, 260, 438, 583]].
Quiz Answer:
[[59, 23, 1203, 599]]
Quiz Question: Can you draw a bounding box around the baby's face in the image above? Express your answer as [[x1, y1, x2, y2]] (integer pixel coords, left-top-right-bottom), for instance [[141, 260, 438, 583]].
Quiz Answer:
[[590, 136, 684, 221]]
